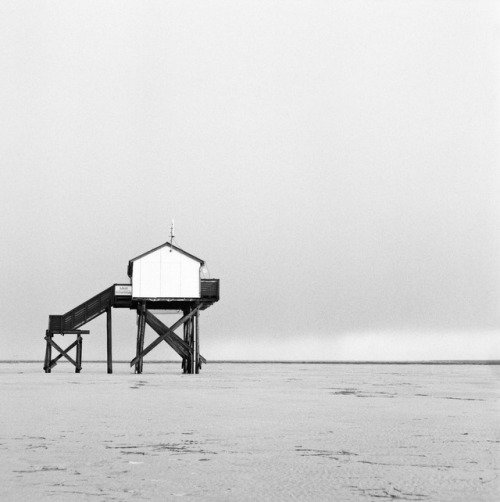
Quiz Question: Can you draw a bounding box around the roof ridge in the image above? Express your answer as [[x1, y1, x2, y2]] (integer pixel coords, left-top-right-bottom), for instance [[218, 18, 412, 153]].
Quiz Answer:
[[127, 242, 204, 277]]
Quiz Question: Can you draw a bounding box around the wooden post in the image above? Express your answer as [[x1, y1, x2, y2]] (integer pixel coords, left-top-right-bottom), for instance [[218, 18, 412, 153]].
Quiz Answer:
[[135, 303, 146, 374], [75, 334, 82, 373], [106, 305, 112, 374], [135, 308, 140, 374], [182, 308, 189, 374], [43, 334, 49, 373], [48, 333, 53, 373], [188, 315, 195, 374], [195, 309, 200, 374], [44, 332, 52, 373], [189, 313, 195, 374]]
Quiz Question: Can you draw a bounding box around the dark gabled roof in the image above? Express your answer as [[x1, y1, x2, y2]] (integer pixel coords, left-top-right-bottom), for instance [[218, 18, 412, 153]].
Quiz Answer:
[[127, 242, 205, 278]]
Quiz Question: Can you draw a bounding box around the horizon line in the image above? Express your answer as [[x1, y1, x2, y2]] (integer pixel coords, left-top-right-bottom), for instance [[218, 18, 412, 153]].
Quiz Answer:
[[2, 359, 499, 365]]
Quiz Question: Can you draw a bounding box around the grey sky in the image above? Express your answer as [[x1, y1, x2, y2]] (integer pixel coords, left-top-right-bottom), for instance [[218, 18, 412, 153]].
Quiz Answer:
[[1, 1, 499, 360]]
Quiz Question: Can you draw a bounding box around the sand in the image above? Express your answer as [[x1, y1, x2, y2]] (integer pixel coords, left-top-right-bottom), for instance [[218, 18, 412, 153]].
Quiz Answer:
[[0, 362, 498, 501]]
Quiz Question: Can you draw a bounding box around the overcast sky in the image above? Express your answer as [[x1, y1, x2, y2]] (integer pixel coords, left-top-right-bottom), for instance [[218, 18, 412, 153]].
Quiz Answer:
[[1, 0, 499, 361]]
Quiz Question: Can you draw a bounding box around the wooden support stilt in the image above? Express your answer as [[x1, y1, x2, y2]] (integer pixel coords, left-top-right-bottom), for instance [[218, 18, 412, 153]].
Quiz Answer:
[[44, 331, 52, 373], [182, 309, 188, 373], [135, 303, 146, 374], [106, 305, 113, 374], [190, 315, 195, 374], [183, 309, 189, 374], [183, 307, 194, 374], [195, 310, 200, 374], [180, 306, 204, 374], [76, 334, 82, 373]]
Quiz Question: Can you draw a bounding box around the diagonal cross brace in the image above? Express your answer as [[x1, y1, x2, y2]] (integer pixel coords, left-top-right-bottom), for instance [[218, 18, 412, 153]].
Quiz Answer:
[[145, 310, 189, 358], [129, 306, 202, 367], [45, 337, 80, 370]]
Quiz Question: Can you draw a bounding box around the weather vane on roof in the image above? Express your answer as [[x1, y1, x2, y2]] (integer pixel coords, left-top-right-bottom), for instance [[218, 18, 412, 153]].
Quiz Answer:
[[169, 219, 175, 251]]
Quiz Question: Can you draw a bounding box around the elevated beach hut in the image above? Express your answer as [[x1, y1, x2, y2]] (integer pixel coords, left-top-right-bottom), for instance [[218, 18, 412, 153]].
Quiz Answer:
[[44, 239, 219, 375], [128, 242, 204, 300]]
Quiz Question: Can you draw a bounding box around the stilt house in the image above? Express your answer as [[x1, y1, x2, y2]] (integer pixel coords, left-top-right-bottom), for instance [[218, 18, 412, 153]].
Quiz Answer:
[[44, 241, 219, 374]]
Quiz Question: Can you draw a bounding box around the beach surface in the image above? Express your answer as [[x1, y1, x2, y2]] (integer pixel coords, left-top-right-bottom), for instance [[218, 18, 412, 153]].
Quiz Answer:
[[0, 362, 498, 501]]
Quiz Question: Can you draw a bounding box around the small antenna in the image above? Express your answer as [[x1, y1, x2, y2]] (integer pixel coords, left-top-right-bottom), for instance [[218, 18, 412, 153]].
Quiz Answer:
[[169, 219, 175, 251]]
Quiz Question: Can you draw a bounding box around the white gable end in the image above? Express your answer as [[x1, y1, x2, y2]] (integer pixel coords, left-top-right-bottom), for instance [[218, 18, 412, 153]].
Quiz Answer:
[[132, 246, 200, 299]]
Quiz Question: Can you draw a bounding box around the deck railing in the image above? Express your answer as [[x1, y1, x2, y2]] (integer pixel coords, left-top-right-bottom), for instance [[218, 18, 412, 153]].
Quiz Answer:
[[200, 279, 219, 301]]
